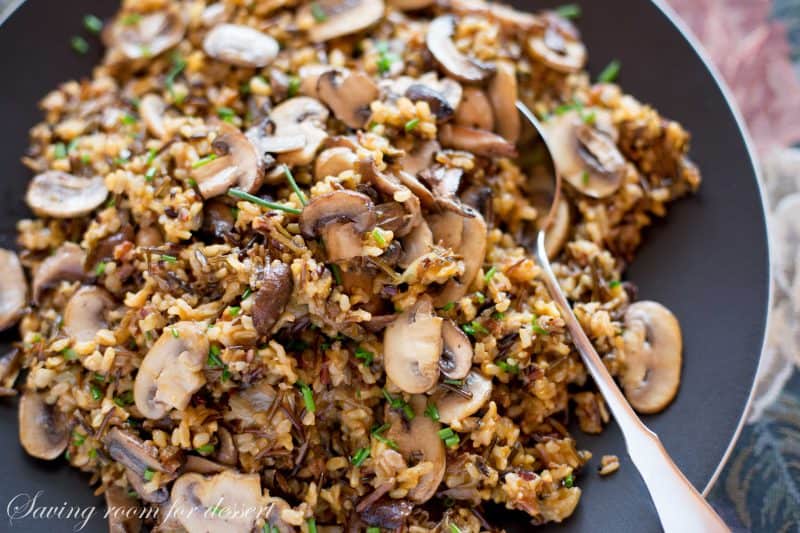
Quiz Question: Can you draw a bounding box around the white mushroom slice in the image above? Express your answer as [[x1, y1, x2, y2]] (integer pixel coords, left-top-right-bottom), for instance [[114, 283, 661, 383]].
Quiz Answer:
[[622, 301, 683, 414], [488, 60, 520, 143], [19, 390, 68, 460], [435, 370, 492, 424], [399, 140, 440, 176], [300, 190, 377, 262], [140, 93, 167, 139], [200, 3, 228, 27], [105, 427, 171, 479], [103, 7, 185, 61], [426, 15, 495, 83], [405, 84, 456, 123], [0, 249, 26, 332], [439, 124, 517, 158], [384, 298, 442, 393], [358, 159, 422, 237], [271, 97, 330, 166], [527, 171, 571, 259], [203, 23, 279, 68], [386, 395, 446, 503], [32, 242, 87, 304], [399, 219, 433, 268], [541, 110, 626, 198], [527, 24, 587, 73], [428, 210, 464, 251], [134, 322, 208, 419], [454, 87, 494, 131], [317, 69, 379, 129], [170, 471, 265, 533], [26, 171, 108, 219], [63, 286, 115, 343], [315, 147, 358, 180], [105, 485, 143, 533], [299, 64, 336, 98], [193, 123, 263, 199], [433, 210, 487, 306], [440, 319, 472, 380], [303, 0, 385, 43]]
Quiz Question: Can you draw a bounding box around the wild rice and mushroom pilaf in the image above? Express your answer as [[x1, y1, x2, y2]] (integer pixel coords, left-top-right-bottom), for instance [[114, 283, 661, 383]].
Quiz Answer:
[[0, 0, 701, 530]]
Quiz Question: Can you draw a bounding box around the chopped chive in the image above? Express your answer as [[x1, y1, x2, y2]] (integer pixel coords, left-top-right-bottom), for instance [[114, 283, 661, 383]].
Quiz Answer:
[[367, 528, 381, 533], [72, 430, 86, 446], [90, 384, 103, 401], [554, 4, 581, 18], [187, 178, 197, 188], [531, 314, 549, 335], [382, 389, 415, 421], [440, 302, 455, 312], [372, 228, 386, 246], [437, 427, 455, 439], [145, 167, 157, 181], [195, 443, 215, 454], [597, 59, 621, 83], [497, 359, 520, 374], [354, 346, 374, 366], [67, 138, 80, 153], [287, 76, 301, 98], [192, 154, 218, 169], [146, 148, 158, 164], [474, 291, 485, 304], [121, 13, 142, 25], [228, 306, 241, 317], [221, 367, 231, 382], [310, 2, 327, 22], [217, 107, 236, 122], [263, 525, 277, 533], [121, 113, 137, 125], [371, 424, 398, 450], [143, 468, 155, 481], [62, 347, 78, 360], [608, 280, 622, 289], [484, 266, 497, 283], [54, 143, 68, 159], [88, 448, 97, 459], [171, 327, 179, 338], [207, 347, 224, 368], [424, 403, 439, 422], [352, 447, 370, 468], [450, 524, 464, 533], [329, 263, 343, 285], [563, 473, 574, 488], [443, 378, 463, 386], [95, 261, 106, 276], [83, 14, 103, 34], [113, 390, 134, 407], [492, 311, 505, 320], [581, 170, 589, 185], [81, 154, 92, 164], [404, 118, 420, 132], [70, 36, 89, 54], [160, 254, 177, 263], [165, 52, 187, 96], [282, 165, 307, 205], [444, 435, 460, 447], [581, 110, 596, 125], [376, 42, 397, 75], [227, 188, 303, 215], [297, 381, 316, 413], [307, 518, 317, 533], [242, 287, 252, 300], [461, 321, 488, 336]]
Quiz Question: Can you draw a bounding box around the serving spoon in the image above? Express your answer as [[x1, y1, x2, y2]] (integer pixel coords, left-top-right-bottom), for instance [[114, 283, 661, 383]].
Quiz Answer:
[[515, 101, 729, 533]]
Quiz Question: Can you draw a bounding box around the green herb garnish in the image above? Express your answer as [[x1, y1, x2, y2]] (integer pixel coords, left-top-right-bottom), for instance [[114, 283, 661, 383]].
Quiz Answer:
[[298, 381, 316, 413], [497, 359, 520, 374], [563, 473, 574, 488], [329, 263, 343, 285], [227, 188, 303, 215], [121, 13, 142, 25], [95, 261, 106, 276], [228, 306, 241, 317], [208, 346, 224, 368], [354, 346, 374, 366], [310, 2, 327, 22], [70, 36, 89, 54], [121, 113, 137, 125], [217, 107, 236, 122], [597, 59, 621, 83], [351, 447, 370, 466], [113, 390, 134, 407], [424, 403, 440, 422], [160, 254, 177, 263], [554, 4, 581, 18], [287, 76, 301, 98], [145, 167, 157, 181], [54, 143, 68, 159], [192, 154, 218, 169], [531, 314, 549, 335], [307, 518, 317, 533], [437, 427, 460, 448], [484, 266, 497, 282], [382, 389, 415, 421], [90, 384, 103, 401], [371, 228, 386, 246], [404, 118, 419, 132], [608, 280, 622, 289], [283, 165, 307, 205], [83, 14, 103, 34], [371, 423, 398, 450], [195, 443, 215, 454], [62, 348, 78, 360], [440, 302, 455, 312]]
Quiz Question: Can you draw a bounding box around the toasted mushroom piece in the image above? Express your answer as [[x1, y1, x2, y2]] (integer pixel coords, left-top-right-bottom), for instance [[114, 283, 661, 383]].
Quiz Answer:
[[385, 395, 446, 502], [0, 249, 26, 332], [318, 69, 379, 129], [315, 146, 358, 180], [140, 93, 167, 139], [170, 471, 265, 533], [214, 427, 238, 466], [271, 97, 330, 166], [193, 123, 263, 199], [398, 140, 440, 176], [19, 390, 68, 460], [527, 23, 587, 73], [622, 301, 682, 414], [203, 23, 279, 67], [32, 242, 87, 304], [63, 286, 115, 343], [436, 370, 492, 424], [105, 485, 143, 533], [182, 455, 229, 475], [541, 110, 625, 198], [300, 190, 377, 261], [454, 87, 494, 131], [430, 210, 487, 306], [488, 60, 520, 143], [105, 427, 171, 478], [252, 261, 293, 336], [134, 322, 208, 419], [26, 171, 108, 219], [405, 85, 455, 123], [523, 170, 571, 259], [426, 15, 494, 83], [358, 159, 422, 237], [103, 7, 185, 61], [303, 0, 385, 42], [388, 0, 434, 9], [126, 468, 168, 503], [440, 319, 472, 380], [439, 123, 517, 158], [384, 298, 442, 393], [399, 219, 433, 268]]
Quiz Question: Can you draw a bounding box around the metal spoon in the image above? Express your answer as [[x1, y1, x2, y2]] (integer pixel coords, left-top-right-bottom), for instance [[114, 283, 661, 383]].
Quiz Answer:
[[516, 101, 729, 532]]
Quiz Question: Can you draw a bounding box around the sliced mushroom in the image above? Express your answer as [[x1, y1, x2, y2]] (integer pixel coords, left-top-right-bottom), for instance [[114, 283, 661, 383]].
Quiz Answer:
[[440, 319, 472, 380], [388, 0, 434, 9], [435, 370, 492, 424], [214, 427, 238, 466], [105, 485, 143, 533], [0, 249, 26, 332], [103, 7, 185, 61], [126, 468, 168, 504], [418, 165, 472, 215], [430, 209, 487, 305], [488, 60, 520, 143], [300, 190, 377, 262], [358, 159, 422, 237], [524, 170, 571, 259], [399, 219, 433, 268], [315, 146, 358, 180], [303, 0, 385, 42], [134, 322, 208, 419], [405, 84, 456, 123], [193, 123, 263, 198], [183, 455, 229, 475], [202, 199, 236, 241], [622, 301, 682, 414], [140, 93, 167, 139], [317, 69, 379, 129], [439, 123, 517, 158], [541, 110, 625, 198], [245, 118, 306, 158], [63, 286, 116, 343], [170, 471, 265, 533], [203, 23, 279, 68], [454, 87, 494, 131], [26, 172, 108, 219], [32, 242, 87, 304], [18, 390, 68, 460], [385, 395, 446, 502], [398, 140, 440, 177], [426, 15, 494, 83], [384, 298, 442, 393], [105, 427, 172, 478], [252, 261, 293, 336], [527, 22, 587, 73], [271, 97, 330, 166]]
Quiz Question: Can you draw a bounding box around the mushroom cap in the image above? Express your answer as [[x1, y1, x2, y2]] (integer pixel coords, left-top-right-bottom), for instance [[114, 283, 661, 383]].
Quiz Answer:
[[440, 319, 472, 380], [405, 84, 456, 123], [435, 370, 493, 424], [398, 140, 440, 177], [622, 301, 683, 414], [63, 286, 116, 343], [526, 170, 571, 259], [488, 60, 520, 143], [315, 147, 358, 180], [105, 427, 171, 478], [431, 209, 487, 306], [439, 123, 517, 158], [299, 189, 377, 260], [202, 23, 279, 68], [384, 298, 443, 394], [252, 261, 293, 337], [26, 171, 108, 219], [0, 249, 26, 332], [140, 93, 167, 139], [303, 0, 385, 42], [454, 87, 494, 131], [426, 15, 495, 83], [398, 219, 433, 269], [541, 110, 626, 198], [134, 321, 209, 419], [32, 242, 87, 304], [103, 7, 185, 61], [317, 69, 379, 129], [527, 24, 587, 73], [271, 97, 330, 167], [193, 122, 263, 199], [18, 390, 68, 460]]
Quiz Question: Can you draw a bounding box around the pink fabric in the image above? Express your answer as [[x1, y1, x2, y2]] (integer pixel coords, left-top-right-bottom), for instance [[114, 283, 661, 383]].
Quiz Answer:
[[668, 0, 800, 154]]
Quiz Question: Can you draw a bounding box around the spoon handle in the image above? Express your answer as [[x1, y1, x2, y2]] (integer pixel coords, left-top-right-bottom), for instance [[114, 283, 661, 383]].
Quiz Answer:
[[533, 231, 729, 532]]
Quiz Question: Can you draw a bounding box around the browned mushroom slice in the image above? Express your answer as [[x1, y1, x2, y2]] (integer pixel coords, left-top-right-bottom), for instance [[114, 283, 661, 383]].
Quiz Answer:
[[398, 140, 440, 176], [18, 390, 68, 460], [440, 319, 472, 380], [439, 123, 517, 158], [426, 15, 495, 83], [125, 467, 168, 503], [224, 379, 278, 428], [432, 210, 487, 306], [105, 485, 143, 533], [140, 93, 167, 139], [300, 190, 377, 262], [384, 298, 442, 393], [182, 455, 229, 475], [449, 0, 544, 32], [317, 69, 379, 129], [271, 97, 330, 166], [214, 427, 238, 466], [105, 427, 173, 479], [525, 170, 571, 259], [315, 146, 358, 180], [32, 242, 87, 304], [454, 87, 494, 131], [133, 322, 208, 419], [488, 60, 520, 143], [435, 370, 492, 424], [202, 23, 279, 68], [397, 170, 436, 210], [385, 395, 446, 503], [63, 286, 116, 343], [398, 219, 433, 268], [26, 172, 108, 219], [622, 301, 683, 414], [388, 0, 434, 9], [418, 165, 473, 215], [541, 110, 625, 198], [103, 7, 185, 61], [252, 261, 293, 336], [193, 123, 263, 199], [405, 85, 456, 123], [358, 159, 422, 237], [0, 249, 26, 332], [527, 22, 587, 73], [303, 0, 385, 42]]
